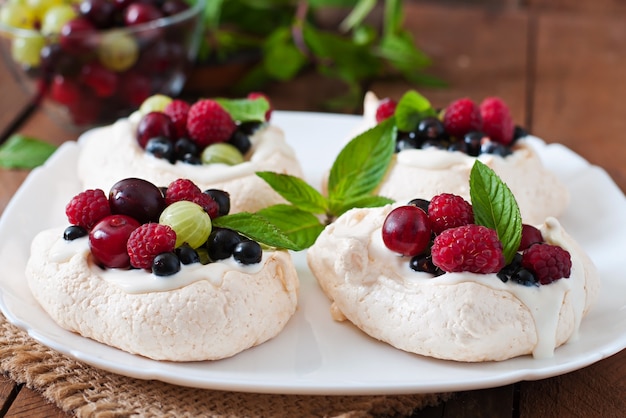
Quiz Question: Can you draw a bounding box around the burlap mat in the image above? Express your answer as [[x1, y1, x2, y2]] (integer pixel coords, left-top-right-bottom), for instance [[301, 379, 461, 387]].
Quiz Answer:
[[0, 314, 449, 417]]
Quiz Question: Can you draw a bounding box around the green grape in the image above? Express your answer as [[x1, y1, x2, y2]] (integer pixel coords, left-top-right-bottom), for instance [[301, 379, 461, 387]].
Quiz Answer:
[[40, 4, 77, 36], [26, 0, 63, 20], [159, 201, 212, 249], [97, 30, 139, 72], [0, 3, 37, 29], [140, 94, 173, 115], [11, 33, 44, 67], [201, 143, 244, 166]]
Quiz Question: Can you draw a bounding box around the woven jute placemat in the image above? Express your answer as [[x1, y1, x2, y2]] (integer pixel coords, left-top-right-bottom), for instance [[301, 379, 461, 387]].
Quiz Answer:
[[0, 314, 449, 417]]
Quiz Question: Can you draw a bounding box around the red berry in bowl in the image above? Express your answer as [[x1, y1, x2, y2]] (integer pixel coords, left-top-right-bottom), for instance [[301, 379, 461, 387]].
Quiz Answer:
[[80, 62, 118, 98], [49, 75, 81, 105], [59, 17, 96, 54], [89, 214, 141, 268], [136, 112, 176, 148], [382, 205, 432, 256], [109, 177, 166, 224], [79, 0, 116, 29], [124, 3, 163, 26]]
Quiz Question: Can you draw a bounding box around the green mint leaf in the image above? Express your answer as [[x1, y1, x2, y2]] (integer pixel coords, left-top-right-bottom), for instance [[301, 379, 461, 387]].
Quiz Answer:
[[214, 97, 270, 122], [256, 171, 328, 214], [469, 160, 522, 264], [212, 212, 301, 250], [256, 204, 325, 250], [394, 90, 437, 132], [332, 194, 395, 218], [0, 135, 57, 169], [328, 117, 395, 202]]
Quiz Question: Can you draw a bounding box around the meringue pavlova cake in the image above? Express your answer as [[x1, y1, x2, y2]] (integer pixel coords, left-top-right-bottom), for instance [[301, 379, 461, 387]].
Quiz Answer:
[[346, 90, 569, 225], [77, 93, 303, 213], [307, 161, 599, 362], [26, 177, 311, 361]]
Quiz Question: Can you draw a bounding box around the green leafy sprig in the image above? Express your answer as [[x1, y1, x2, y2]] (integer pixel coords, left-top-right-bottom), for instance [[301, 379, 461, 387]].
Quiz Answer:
[[0, 135, 57, 169], [469, 160, 522, 264], [215, 96, 270, 122], [216, 119, 397, 251]]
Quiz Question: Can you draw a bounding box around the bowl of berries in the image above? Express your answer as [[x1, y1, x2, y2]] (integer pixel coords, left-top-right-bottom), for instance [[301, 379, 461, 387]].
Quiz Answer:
[[0, 0, 204, 129]]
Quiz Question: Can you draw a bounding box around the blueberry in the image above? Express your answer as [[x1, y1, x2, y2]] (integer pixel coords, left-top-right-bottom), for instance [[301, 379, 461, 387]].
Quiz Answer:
[[395, 137, 420, 152], [145, 136, 175, 162], [152, 252, 181, 276], [228, 130, 252, 155], [174, 137, 199, 161], [64, 225, 88, 241], [206, 228, 242, 261], [417, 117, 445, 140], [463, 131, 485, 157], [175, 243, 200, 265], [204, 189, 230, 217], [233, 240, 262, 265]]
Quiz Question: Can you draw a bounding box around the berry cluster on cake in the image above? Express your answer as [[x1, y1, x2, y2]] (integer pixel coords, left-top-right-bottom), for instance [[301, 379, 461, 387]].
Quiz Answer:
[[347, 91, 570, 225], [26, 177, 300, 361], [77, 93, 303, 213]]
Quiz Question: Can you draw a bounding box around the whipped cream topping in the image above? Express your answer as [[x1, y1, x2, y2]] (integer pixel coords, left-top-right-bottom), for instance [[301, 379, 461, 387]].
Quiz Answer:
[[48, 230, 265, 294], [77, 113, 304, 213]]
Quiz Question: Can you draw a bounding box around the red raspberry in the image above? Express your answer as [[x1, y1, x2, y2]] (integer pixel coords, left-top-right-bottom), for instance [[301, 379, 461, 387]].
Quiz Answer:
[[165, 179, 219, 218], [375, 97, 397, 123], [443, 97, 482, 138], [431, 225, 505, 274], [163, 99, 190, 138], [247, 92, 273, 121], [127, 223, 176, 269], [427, 193, 474, 235], [480, 97, 514, 145], [65, 189, 111, 230], [521, 243, 571, 285], [186, 99, 236, 148]]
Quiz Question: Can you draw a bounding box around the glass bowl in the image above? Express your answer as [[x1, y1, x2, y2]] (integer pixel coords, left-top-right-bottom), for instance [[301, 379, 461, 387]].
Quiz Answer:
[[0, 0, 204, 130]]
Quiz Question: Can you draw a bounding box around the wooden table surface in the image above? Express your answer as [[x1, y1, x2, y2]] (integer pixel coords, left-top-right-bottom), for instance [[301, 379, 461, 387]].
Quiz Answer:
[[1, 1, 625, 417]]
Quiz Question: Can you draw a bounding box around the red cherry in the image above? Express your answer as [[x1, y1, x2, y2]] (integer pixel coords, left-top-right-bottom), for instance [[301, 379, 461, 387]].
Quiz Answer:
[[49, 75, 81, 105], [136, 112, 176, 148], [118, 72, 152, 107], [519, 224, 544, 251], [67, 97, 101, 126], [89, 214, 141, 268], [79, 0, 116, 28], [124, 3, 163, 26], [382, 205, 432, 256], [80, 62, 118, 97], [108, 178, 166, 223], [59, 17, 96, 54]]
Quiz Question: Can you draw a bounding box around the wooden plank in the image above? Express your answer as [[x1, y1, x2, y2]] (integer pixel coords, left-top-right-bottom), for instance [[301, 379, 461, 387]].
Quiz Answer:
[[0, 375, 20, 416], [370, 3, 529, 126], [519, 350, 626, 417], [0, 55, 32, 140], [532, 11, 626, 191], [5, 387, 66, 418], [527, 0, 626, 15]]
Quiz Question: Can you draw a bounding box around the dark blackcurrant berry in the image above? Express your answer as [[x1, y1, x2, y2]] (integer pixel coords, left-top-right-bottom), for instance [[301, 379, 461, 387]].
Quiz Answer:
[[204, 189, 230, 217], [480, 141, 512, 157], [233, 240, 262, 265], [152, 252, 181, 276], [174, 137, 199, 160], [175, 243, 200, 265], [237, 121, 262, 136], [417, 117, 445, 140], [448, 140, 468, 153], [145, 136, 175, 162], [206, 228, 242, 261], [228, 130, 252, 155], [407, 198, 430, 213], [513, 125, 528, 141], [463, 131, 485, 157], [421, 138, 448, 150], [511, 267, 539, 287], [64, 225, 88, 240], [181, 153, 202, 165], [395, 137, 420, 152], [410, 254, 435, 273]]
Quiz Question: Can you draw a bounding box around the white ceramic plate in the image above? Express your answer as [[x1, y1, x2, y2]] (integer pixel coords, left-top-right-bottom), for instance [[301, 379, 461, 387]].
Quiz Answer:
[[1, 111, 625, 395]]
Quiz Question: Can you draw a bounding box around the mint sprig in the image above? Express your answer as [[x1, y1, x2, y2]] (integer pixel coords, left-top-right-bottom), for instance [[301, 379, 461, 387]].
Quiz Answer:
[[0, 135, 57, 169], [394, 90, 438, 132], [253, 117, 396, 248], [469, 160, 522, 264], [215, 97, 270, 122]]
